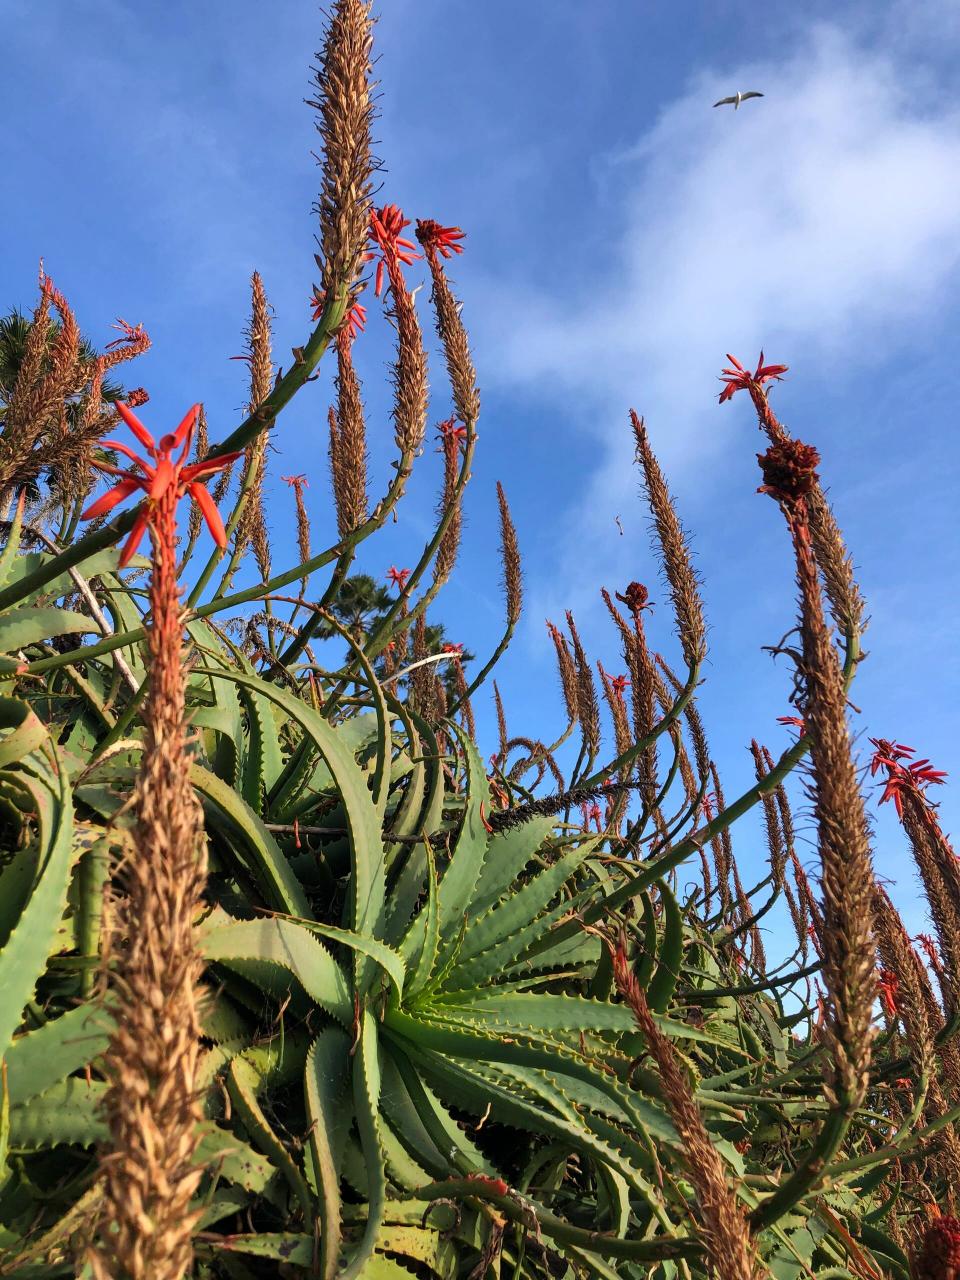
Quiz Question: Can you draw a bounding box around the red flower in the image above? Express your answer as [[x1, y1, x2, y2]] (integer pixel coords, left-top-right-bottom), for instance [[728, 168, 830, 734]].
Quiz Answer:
[[915, 933, 941, 969], [81, 402, 240, 568], [366, 204, 420, 297], [281, 473, 309, 489], [868, 737, 914, 772], [311, 287, 367, 339], [877, 967, 899, 1018], [415, 218, 466, 259], [386, 565, 411, 590], [778, 715, 806, 737], [718, 351, 789, 404], [437, 417, 468, 448], [610, 674, 630, 697], [870, 737, 947, 819], [106, 317, 148, 351], [442, 642, 464, 656]]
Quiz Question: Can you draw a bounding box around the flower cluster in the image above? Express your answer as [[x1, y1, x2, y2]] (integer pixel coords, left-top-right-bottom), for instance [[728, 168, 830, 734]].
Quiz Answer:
[[876, 967, 899, 1018], [869, 738, 948, 820], [718, 351, 788, 404], [82, 403, 239, 567], [777, 715, 806, 737], [437, 417, 468, 450], [415, 218, 466, 260], [386, 565, 411, 591], [366, 204, 420, 297]]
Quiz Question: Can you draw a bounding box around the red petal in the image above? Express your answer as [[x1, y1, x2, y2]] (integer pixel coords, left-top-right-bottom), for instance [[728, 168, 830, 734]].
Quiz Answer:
[[81, 477, 142, 520], [172, 404, 200, 452], [148, 457, 176, 501], [181, 450, 243, 483], [188, 482, 227, 548], [118, 507, 151, 568], [116, 401, 157, 452], [102, 438, 155, 477], [92, 460, 141, 479]]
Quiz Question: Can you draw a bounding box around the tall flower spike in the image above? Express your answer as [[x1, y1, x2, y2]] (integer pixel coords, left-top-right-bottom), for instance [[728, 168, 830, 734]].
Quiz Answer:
[[369, 205, 429, 457], [82, 402, 240, 567], [432, 423, 462, 589], [235, 271, 275, 582], [758, 434, 877, 1126], [90, 399, 232, 1279], [632, 412, 707, 670], [310, 0, 377, 297], [600, 929, 765, 1280], [282, 473, 312, 596], [329, 312, 368, 537], [417, 215, 480, 428], [496, 481, 522, 626]]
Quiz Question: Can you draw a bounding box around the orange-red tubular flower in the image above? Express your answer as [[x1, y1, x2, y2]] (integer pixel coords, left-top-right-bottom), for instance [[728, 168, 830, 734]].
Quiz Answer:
[[718, 351, 789, 404], [81, 402, 240, 567], [365, 203, 420, 297], [416, 218, 466, 260]]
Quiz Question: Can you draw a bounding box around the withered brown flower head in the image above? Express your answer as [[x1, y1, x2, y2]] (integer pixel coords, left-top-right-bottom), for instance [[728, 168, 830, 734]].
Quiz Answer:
[[757, 439, 820, 504], [912, 1215, 960, 1279], [615, 581, 650, 618]]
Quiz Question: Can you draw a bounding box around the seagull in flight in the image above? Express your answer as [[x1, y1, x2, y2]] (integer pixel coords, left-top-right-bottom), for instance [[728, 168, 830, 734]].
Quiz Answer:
[[713, 90, 764, 110]]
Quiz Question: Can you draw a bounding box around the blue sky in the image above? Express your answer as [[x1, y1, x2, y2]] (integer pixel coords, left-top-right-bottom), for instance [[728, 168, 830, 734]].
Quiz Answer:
[[3, 0, 959, 940]]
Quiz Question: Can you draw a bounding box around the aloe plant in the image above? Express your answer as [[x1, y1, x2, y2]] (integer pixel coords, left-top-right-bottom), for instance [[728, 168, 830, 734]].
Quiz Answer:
[[0, 2, 958, 1278]]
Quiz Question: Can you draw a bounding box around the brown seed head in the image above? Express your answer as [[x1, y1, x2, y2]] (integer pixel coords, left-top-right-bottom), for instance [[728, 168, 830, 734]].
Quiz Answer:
[[329, 328, 368, 536], [546, 620, 579, 724], [419, 232, 480, 425], [631, 412, 706, 669], [496, 481, 522, 626], [236, 271, 274, 580], [912, 1215, 960, 1279], [433, 428, 462, 588], [566, 611, 600, 759], [757, 439, 820, 505]]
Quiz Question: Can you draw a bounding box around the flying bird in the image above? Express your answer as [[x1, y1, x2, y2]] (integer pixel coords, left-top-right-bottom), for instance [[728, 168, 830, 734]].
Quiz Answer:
[[713, 91, 764, 110]]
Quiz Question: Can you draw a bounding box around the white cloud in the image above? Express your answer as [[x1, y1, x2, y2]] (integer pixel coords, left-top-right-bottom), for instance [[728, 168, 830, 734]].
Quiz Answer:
[[474, 24, 960, 630]]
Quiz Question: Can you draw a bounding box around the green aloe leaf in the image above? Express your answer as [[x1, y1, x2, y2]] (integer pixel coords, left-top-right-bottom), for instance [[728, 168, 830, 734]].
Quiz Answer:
[[0, 736, 77, 1054], [0, 607, 97, 656], [5, 1003, 114, 1107], [305, 1028, 352, 1280], [200, 915, 351, 1025], [191, 764, 310, 918]]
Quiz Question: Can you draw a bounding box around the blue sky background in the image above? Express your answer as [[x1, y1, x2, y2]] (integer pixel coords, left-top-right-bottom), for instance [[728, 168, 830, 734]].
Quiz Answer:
[[3, 0, 959, 944]]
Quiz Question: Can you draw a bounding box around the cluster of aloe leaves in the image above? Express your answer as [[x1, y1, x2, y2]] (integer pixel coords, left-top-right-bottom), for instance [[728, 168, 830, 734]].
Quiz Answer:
[[0, 485, 937, 1280]]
